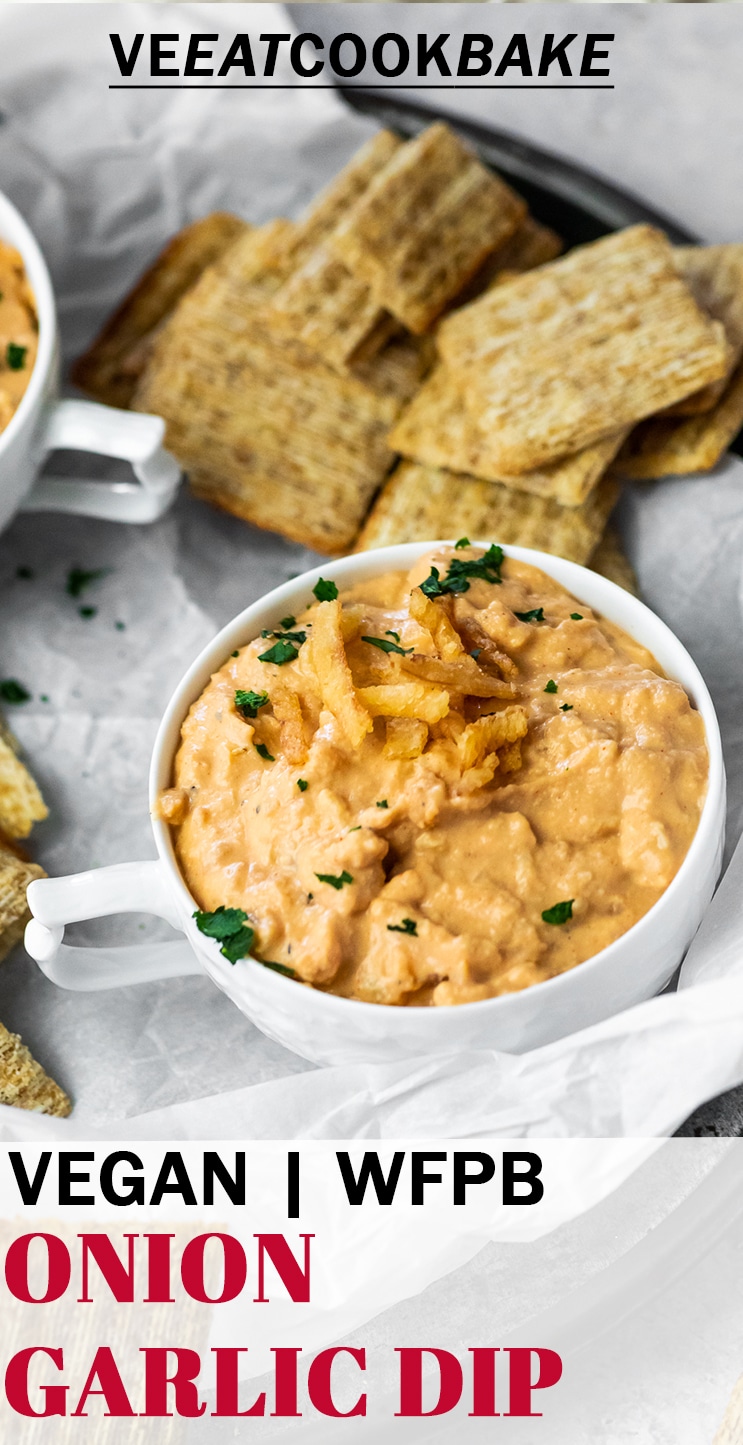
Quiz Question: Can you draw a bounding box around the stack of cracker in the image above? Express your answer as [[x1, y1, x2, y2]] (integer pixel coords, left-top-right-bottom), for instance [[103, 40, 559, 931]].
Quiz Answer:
[[73, 123, 743, 587], [0, 720, 70, 1116]]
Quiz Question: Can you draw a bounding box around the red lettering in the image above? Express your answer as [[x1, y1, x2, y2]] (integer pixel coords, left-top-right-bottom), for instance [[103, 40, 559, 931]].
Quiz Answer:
[[254, 1234, 313, 1303], [272, 1347, 301, 1417], [396, 1348, 463, 1417], [143, 1233, 175, 1303], [142, 1348, 206, 1417], [470, 1347, 500, 1416], [308, 1348, 366, 1418], [5, 1347, 67, 1418], [5, 1233, 71, 1303], [505, 1348, 562, 1416], [78, 1233, 137, 1303], [181, 1233, 246, 1304], [211, 1348, 266, 1417], [72, 1346, 135, 1417]]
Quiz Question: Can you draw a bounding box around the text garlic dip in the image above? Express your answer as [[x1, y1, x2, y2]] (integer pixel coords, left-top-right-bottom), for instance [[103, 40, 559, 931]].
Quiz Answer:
[[160, 546, 708, 1006], [0, 242, 37, 432]]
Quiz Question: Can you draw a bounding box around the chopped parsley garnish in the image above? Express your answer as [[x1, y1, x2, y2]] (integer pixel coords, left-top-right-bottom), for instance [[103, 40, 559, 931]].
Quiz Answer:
[[231, 649, 239, 657], [297, 778, 309, 792], [16, 566, 33, 580], [261, 629, 272, 638], [387, 918, 418, 936], [259, 639, 299, 666], [420, 544, 504, 599], [386, 630, 401, 643], [376, 799, 388, 808], [260, 959, 297, 978], [116, 621, 126, 632], [276, 631, 307, 645], [455, 537, 471, 549], [544, 679, 558, 694], [40, 694, 49, 703], [312, 578, 338, 603], [280, 616, 296, 631], [515, 608, 544, 623], [79, 605, 96, 619], [254, 742, 274, 761], [570, 613, 584, 621], [362, 635, 413, 656], [193, 905, 255, 964], [349, 825, 361, 832], [542, 899, 574, 926], [67, 566, 108, 599], [315, 870, 353, 890], [470, 648, 482, 660], [235, 688, 269, 719], [560, 703, 573, 712], [6, 342, 27, 370], [0, 679, 30, 704]]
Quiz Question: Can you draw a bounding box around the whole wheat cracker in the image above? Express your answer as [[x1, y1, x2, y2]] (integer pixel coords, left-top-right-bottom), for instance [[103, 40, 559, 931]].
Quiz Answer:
[[134, 223, 404, 553], [355, 459, 619, 565], [436, 226, 730, 473], [331, 122, 526, 333], [0, 1020, 70, 1115], [661, 244, 743, 415], [72, 212, 249, 409], [0, 842, 44, 964], [0, 726, 47, 839], [389, 365, 628, 505], [453, 214, 563, 308], [615, 357, 743, 480]]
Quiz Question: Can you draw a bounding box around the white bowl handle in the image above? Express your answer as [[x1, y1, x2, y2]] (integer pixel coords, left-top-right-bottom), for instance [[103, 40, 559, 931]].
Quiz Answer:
[[24, 860, 203, 991], [21, 400, 182, 524]]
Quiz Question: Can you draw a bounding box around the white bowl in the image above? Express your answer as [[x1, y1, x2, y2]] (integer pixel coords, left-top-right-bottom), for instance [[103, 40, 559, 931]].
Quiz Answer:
[[0, 187, 180, 533], [25, 542, 725, 1066]]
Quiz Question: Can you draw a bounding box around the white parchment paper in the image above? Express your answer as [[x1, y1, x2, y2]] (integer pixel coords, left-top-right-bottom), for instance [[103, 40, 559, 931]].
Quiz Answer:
[[0, 4, 743, 1138]]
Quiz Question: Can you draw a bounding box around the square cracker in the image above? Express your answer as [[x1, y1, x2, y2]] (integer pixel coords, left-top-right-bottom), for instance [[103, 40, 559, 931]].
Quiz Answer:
[[72, 212, 249, 409], [355, 459, 618, 566], [287, 130, 402, 269], [389, 365, 627, 506], [436, 225, 730, 473], [331, 122, 526, 334], [453, 214, 563, 308], [134, 223, 407, 554], [615, 357, 743, 480], [662, 244, 743, 415], [0, 840, 44, 964]]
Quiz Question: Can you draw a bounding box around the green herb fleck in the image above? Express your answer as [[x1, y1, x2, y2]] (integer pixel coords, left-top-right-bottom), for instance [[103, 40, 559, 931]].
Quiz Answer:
[[570, 613, 584, 621], [544, 680, 558, 694], [16, 566, 33, 580], [79, 605, 97, 619], [67, 566, 108, 599], [470, 648, 482, 660], [386, 630, 401, 643], [515, 608, 544, 623], [6, 342, 27, 370], [312, 578, 338, 603], [235, 688, 269, 719], [254, 742, 275, 761], [349, 825, 361, 832], [275, 630, 307, 645], [116, 621, 126, 632], [280, 615, 297, 631], [542, 899, 574, 926], [260, 959, 297, 978], [40, 694, 49, 703], [454, 537, 470, 549], [376, 799, 388, 809], [307, 893, 313, 902], [362, 635, 413, 656], [193, 905, 255, 964], [261, 629, 272, 639], [315, 870, 354, 890], [420, 543, 504, 598], [231, 649, 239, 657], [0, 679, 30, 704], [297, 778, 309, 792], [560, 703, 573, 712], [259, 639, 299, 666], [387, 918, 418, 936]]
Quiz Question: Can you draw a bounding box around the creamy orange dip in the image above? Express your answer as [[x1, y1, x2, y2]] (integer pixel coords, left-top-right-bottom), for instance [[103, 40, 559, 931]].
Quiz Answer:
[[161, 547, 708, 1006], [0, 242, 37, 431]]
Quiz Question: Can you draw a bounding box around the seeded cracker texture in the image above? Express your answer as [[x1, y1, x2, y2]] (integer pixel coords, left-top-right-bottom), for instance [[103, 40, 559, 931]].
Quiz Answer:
[[355, 460, 619, 565]]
